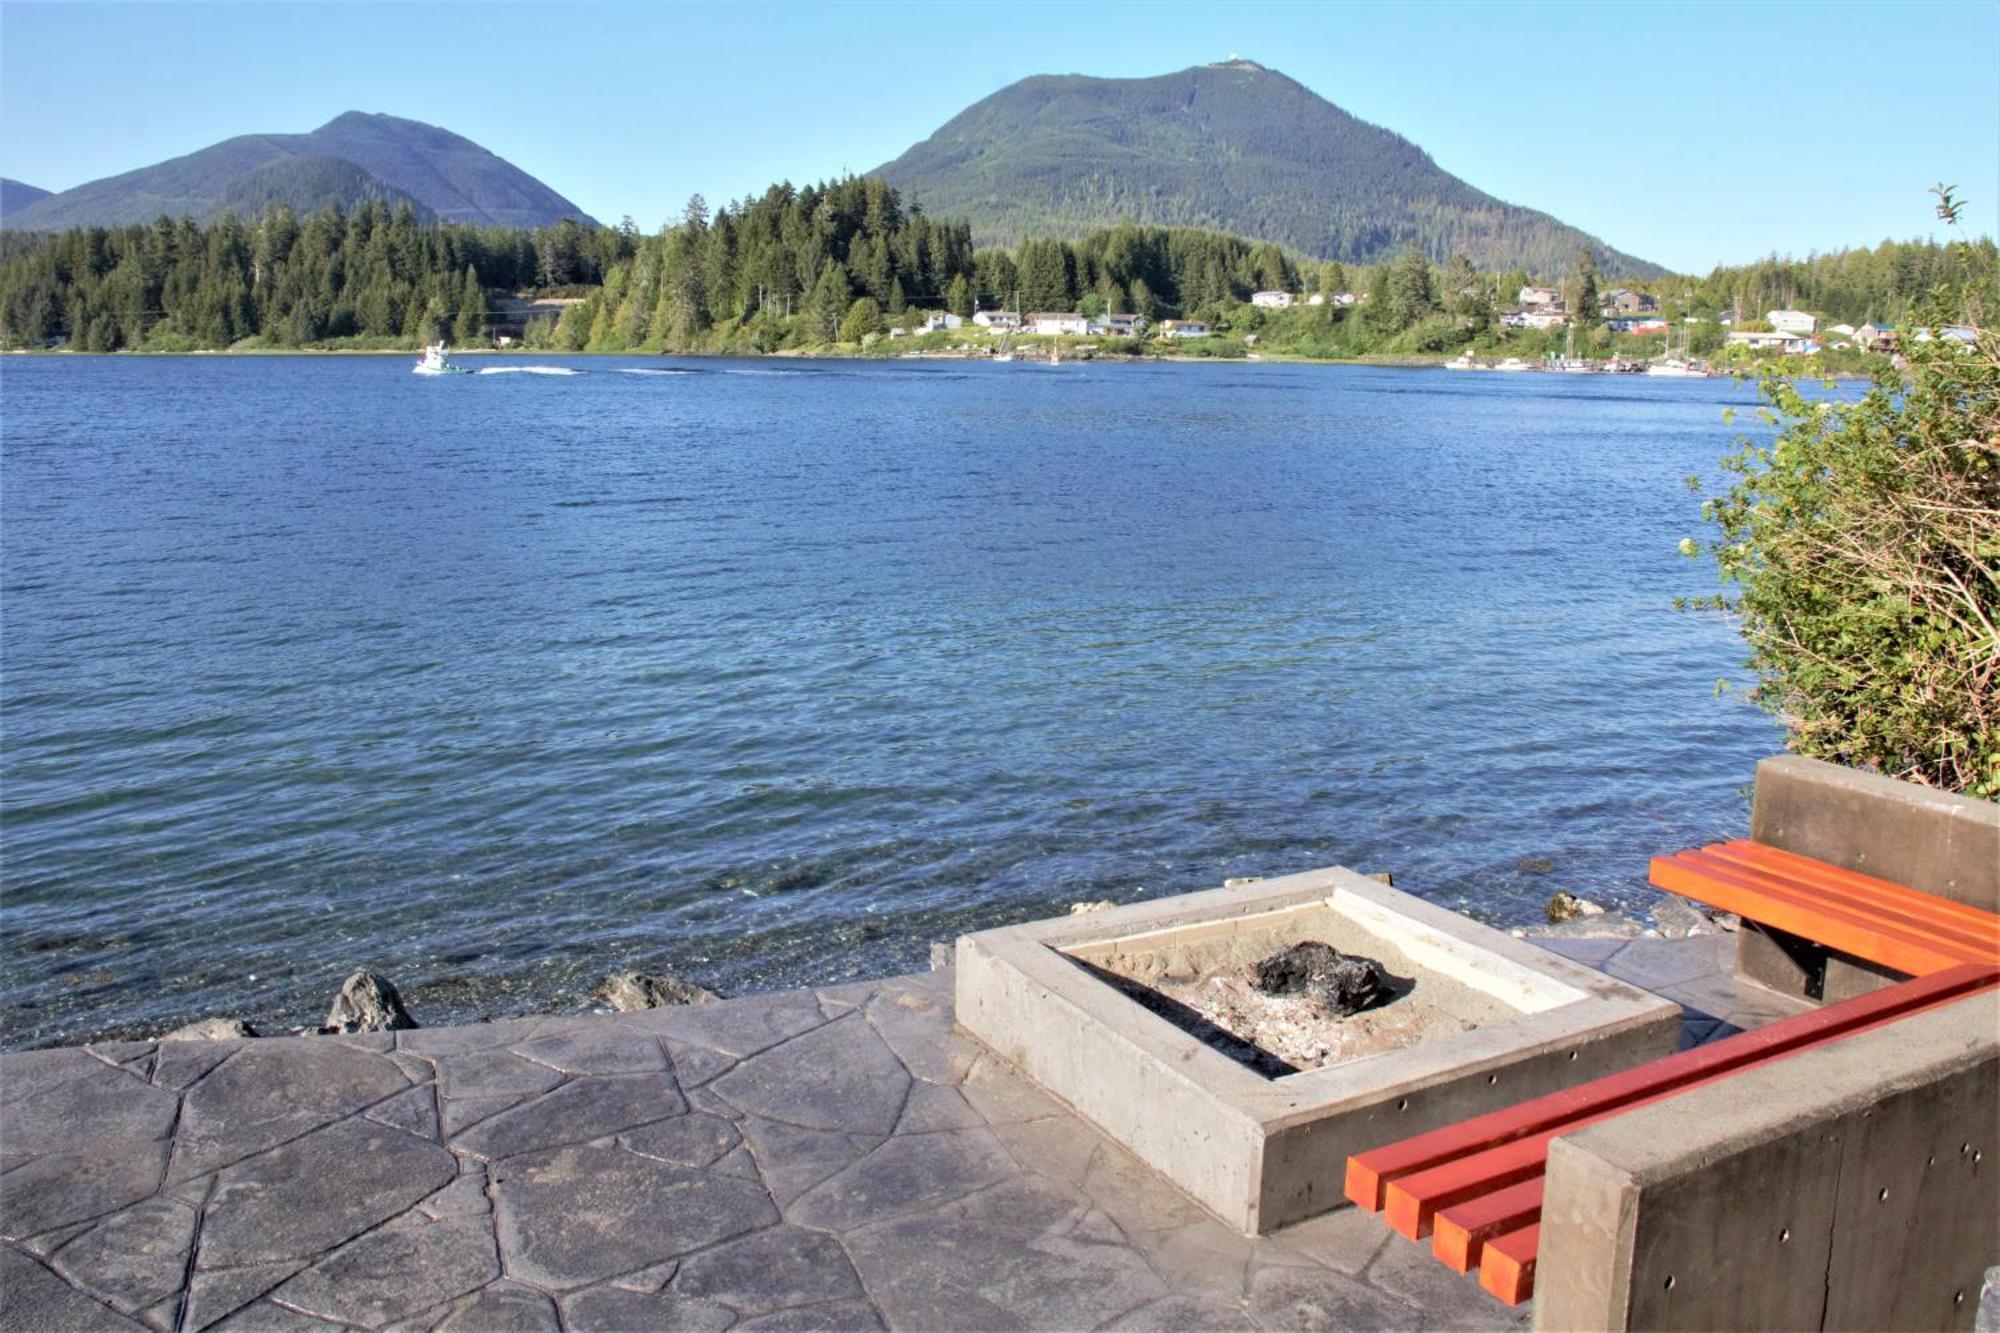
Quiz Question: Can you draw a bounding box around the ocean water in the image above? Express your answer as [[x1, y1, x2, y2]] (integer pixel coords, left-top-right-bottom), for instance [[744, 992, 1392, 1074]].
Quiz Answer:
[[0, 353, 1784, 1047]]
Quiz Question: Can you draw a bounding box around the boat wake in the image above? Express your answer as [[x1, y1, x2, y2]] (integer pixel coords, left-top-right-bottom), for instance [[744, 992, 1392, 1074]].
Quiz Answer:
[[475, 365, 582, 376], [614, 367, 699, 376]]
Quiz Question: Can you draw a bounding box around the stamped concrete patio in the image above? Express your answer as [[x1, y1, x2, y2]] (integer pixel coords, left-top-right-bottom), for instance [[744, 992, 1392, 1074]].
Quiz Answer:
[[0, 932, 1800, 1332]]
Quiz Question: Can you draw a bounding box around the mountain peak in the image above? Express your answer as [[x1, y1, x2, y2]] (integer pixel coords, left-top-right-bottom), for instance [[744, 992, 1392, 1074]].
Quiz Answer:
[[876, 64, 1657, 277], [5, 113, 593, 231]]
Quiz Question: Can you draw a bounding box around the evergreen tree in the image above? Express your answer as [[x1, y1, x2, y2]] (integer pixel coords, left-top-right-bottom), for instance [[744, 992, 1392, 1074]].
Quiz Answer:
[[839, 296, 883, 343], [1381, 249, 1435, 329], [1568, 247, 1600, 326], [808, 262, 852, 341], [452, 266, 485, 344]]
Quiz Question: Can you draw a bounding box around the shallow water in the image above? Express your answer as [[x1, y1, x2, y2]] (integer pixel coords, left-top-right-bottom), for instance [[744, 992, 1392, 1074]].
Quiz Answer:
[[0, 353, 1783, 1047]]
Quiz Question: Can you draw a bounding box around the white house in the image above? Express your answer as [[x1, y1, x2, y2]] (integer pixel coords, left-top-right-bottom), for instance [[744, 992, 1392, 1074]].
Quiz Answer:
[[972, 310, 1021, 331], [1727, 330, 1818, 354], [1766, 310, 1818, 335], [1092, 312, 1147, 337], [1250, 290, 1295, 309], [1519, 286, 1563, 309], [1158, 319, 1211, 339], [1521, 309, 1571, 330], [915, 312, 964, 334], [1306, 292, 1327, 306], [1828, 322, 1857, 337], [1028, 312, 1089, 336]]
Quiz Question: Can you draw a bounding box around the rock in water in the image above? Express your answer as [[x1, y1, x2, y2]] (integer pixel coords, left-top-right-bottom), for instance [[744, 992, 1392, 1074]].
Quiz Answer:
[[595, 971, 719, 1012], [1069, 900, 1116, 915], [163, 1017, 257, 1042], [1545, 891, 1605, 924], [1250, 942, 1391, 1017], [323, 970, 416, 1032]]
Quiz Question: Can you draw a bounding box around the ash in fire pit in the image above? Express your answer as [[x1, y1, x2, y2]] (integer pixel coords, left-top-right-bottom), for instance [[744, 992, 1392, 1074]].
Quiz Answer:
[[1076, 915, 1508, 1077], [1251, 942, 1391, 1016]]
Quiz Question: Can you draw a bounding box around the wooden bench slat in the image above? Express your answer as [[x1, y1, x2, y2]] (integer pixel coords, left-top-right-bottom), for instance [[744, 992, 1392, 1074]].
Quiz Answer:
[[1378, 964, 1999, 1238], [1343, 961, 1998, 1213], [1433, 1178, 1544, 1273], [1687, 845, 2000, 953], [1668, 848, 1998, 960], [1649, 854, 1975, 974], [1713, 841, 2000, 932], [1477, 1223, 1539, 1306]]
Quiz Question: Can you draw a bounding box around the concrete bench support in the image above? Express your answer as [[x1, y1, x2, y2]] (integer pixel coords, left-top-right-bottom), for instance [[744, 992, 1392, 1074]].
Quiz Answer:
[[1741, 756, 2000, 1001], [1533, 991, 1999, 1331]]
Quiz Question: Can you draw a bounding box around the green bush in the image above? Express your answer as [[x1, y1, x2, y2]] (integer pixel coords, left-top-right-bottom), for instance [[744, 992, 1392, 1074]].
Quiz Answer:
[[1688, 325, 1999, 798]]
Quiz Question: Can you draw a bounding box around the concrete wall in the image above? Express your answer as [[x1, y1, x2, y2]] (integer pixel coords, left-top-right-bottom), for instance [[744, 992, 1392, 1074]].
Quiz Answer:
[[1739, 755, 2000, 1000], [1534, 991, 1999, 1331]]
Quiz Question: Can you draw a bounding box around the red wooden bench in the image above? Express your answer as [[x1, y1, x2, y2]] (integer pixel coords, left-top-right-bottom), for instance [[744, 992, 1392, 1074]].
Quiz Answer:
[[1649, 839, 2000, 975], [1341, 839, 2000, 1306]]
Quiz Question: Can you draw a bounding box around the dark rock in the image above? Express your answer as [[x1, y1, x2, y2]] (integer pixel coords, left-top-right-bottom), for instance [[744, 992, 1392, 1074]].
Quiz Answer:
[[164, 1017, 257, 1042], [1652, 895, 1725, 939], [1545, 891, 1604, 924], [322, 971, 416, 1033], [595, 971, 719, 1012], [1249, 942, 1391, 1017], [1517, 857, 1558, 875]]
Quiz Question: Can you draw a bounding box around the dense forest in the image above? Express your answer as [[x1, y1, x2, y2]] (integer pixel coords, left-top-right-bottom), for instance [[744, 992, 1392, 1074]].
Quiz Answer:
[[0, 177, 1301, 352], [1, 173, 1992, 359]]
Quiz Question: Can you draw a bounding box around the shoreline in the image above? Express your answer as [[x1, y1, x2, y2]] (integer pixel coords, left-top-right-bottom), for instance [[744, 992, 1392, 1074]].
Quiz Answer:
[[4, 345, 1859, 376]]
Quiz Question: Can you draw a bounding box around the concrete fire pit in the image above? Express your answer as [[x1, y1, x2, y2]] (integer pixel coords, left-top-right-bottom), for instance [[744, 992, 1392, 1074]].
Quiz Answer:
[[955, 868, 1681, 1234]]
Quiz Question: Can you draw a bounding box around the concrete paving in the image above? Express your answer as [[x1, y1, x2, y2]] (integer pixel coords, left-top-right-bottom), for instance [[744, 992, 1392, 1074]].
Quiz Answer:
[[0, 933, 1800, 1332]]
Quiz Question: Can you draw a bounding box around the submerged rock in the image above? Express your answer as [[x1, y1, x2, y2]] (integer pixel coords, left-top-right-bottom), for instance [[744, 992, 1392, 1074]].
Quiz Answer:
[[595, 971, 719, 1012], [163, 1017, 257, 1042], [1069, 900, 1116, 915], [323, 970, 417, 1033], [1250, 942, 1391, 1017], [1518, 912, 1651, 941], [1653, 896, 1732, 939], [1545, 891, 1606, 924]]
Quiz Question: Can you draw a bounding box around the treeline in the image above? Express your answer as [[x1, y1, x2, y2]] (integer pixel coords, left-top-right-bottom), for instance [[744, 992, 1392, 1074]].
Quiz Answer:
[[0, 206, 629, 351], [1685, 237, 1999, 327], [0, 176, 1309, 352], [536, 179, 1301, 352], [2, 175, 1994, 356]]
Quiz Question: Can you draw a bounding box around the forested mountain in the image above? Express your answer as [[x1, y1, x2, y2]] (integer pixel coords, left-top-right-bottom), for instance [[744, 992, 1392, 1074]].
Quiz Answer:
[[877, 60, 1660, 279], [3, 170, 1986, 359], [1, 179, 50, 219], [3, 113, 592, 231]]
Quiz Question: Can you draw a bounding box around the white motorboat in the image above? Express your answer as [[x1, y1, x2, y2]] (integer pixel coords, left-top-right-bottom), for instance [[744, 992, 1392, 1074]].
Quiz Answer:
[[413, 342, 470, 376], [1492, 357, 1533, 372], [1443, 353, 1480, 371], [1645, 358, 1709, 378]]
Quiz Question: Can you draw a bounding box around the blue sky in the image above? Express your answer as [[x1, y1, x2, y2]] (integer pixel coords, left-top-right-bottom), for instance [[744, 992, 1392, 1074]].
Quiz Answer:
[[3, 0, 1996, 272]]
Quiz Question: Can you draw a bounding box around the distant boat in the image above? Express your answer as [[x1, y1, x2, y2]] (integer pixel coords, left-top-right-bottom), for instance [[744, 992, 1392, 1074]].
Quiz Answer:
[[1555, 357, 1596, 373], [1492, 357, 1532, 372], [413, 342, 469, 376], [1444, 352, 1480, 371]]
